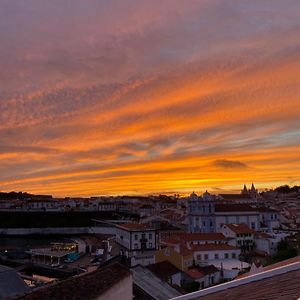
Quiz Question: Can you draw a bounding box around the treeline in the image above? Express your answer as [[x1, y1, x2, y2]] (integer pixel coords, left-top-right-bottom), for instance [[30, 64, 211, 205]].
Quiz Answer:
[[274, 185, 300, 194], [0, 191, 52, 200]]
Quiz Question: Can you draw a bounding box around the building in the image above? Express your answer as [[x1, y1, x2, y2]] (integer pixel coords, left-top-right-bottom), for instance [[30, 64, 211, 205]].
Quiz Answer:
[[17, 263, 132, 300], [188, 191, 260, 233], [254, 232, 279, 256], [221, 224, 255, 252], [192, 243, 241, 266], [147, 261, 183, 286], [258, 207, 280, 232], [116, 223, 157, 266], [155, 245, 194, 271], [185, 265, 221, 289], [161, 232, 232, 247]]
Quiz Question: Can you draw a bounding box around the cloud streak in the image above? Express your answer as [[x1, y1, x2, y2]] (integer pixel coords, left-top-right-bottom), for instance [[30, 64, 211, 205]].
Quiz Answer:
[[0, 0, 300, 195]]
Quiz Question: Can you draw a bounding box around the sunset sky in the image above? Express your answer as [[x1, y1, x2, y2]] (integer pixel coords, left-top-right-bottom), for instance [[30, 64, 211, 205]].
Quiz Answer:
[[1, 0, 300, 196]]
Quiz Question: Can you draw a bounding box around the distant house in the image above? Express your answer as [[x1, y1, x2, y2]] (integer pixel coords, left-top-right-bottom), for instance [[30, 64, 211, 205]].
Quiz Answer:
[[258, 207, 280, 232], [116, 223, 157, 266], [185, 265, 221, 289], [221, 223, 255, 252], [191, 243, 241, 266], [254, 232, 279, 255], [155, 245, 194, 271], [147, 261, 184, 287]]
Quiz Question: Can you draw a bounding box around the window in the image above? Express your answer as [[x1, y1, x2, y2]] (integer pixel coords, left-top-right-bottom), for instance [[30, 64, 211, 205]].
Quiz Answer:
[[210, 220, 213, 227], [197, 254, 202, 260], [232, 253, 236, 259], [134, 243, 139, 249], [164, 248, 170, 256], [225, 253, 229, 259], [149, 242, 153, 248], [251, 222, 255, 229], [204, 254, 209, 260], [203, 221, 206, 226], [149, 233, 152, 239], [214, 253, 219, 259], [142, 233, 146, 239], [134, 234, 138, 240]]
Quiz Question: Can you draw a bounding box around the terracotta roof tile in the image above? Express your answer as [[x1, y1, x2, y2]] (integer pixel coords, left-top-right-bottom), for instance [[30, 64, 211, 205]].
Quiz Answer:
[[225, 223, 255, 234], [191, 243, 239, 251]]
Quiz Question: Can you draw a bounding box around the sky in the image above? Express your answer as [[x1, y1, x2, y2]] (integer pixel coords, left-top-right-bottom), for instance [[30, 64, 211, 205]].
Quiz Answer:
[[0, 0, 300, 197]]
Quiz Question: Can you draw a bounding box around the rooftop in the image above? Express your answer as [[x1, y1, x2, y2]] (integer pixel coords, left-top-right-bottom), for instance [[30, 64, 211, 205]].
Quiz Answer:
[[224, 223, 255, 234], [191, 243, 239, 252], [117, 223, 153, 231], [215, 204, 258, 213], [147, 261, 182, 281], [17, 263, 131, 300], [170, 258, 300, 300]]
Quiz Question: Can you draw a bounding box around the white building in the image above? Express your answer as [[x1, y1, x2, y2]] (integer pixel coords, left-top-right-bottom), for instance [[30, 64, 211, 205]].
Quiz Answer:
[[188, 191, 260, 233], [221, 223, 255, 252], [116, 223, 157, 266]]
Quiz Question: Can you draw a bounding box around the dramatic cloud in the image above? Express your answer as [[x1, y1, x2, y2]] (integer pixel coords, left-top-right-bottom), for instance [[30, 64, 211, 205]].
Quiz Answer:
[[212, 160, 248, 170], [0, 0, 300, 196]]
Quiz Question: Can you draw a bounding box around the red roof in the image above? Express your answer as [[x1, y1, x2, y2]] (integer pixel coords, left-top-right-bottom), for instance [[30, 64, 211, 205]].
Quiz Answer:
[[215, 204, 258, 212], [117, 223, 151, 231], [177, 232, 228, 242], [185, 268, 205, 279], [191, 243, 239, 251], [225, 223, 255, 234]]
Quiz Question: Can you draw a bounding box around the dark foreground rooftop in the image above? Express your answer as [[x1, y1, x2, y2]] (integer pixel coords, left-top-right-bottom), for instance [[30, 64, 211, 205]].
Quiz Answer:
[[171, 257, 300, 300], [17, 263, 131, 300]]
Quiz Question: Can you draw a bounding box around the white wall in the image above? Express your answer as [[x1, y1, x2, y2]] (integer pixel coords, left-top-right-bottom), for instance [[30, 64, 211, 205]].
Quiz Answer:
[[97, 275, 133, 300]]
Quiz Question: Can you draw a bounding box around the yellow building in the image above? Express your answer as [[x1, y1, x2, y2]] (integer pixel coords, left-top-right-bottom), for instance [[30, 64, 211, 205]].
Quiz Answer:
[[155, 245, 193, 271]]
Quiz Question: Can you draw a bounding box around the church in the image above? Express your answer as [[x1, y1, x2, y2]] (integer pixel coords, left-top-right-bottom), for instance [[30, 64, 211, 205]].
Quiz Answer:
[[188, 185, 261, 233]]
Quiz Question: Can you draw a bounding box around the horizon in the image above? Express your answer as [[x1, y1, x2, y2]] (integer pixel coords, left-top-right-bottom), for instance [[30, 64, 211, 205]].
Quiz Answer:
[[0, 182, 297, 198], [1, 1, 300, 196]]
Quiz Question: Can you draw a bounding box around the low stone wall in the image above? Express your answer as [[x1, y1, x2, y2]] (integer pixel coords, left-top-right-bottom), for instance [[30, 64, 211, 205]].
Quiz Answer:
[[0, 226, 116, 236]]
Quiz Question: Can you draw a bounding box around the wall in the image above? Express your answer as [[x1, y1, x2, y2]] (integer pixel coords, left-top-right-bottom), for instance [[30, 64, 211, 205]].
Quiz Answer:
[[0, 226, 116, 236], [97, 274, 133, 300]]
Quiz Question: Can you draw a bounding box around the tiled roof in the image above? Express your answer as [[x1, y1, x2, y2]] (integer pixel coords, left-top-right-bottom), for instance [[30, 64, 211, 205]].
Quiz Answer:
[[161, 233, 228, 246], [17, 263, 131, 300], [179, 245, 194, 256], [147, 261, 182, 281], [258, 207, 279, 213], [219, 194, 252, 199], [254, 232, 273, 239], [197, 265, 219, 275], [225, 223, 255, 234], [191, 243, 239, 251], [117, 223, 151, 231], [173, 268, 300, 300], [215, 204, 258, 213], [178, 232, 228, 241], [185, 268, 204, 279]]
